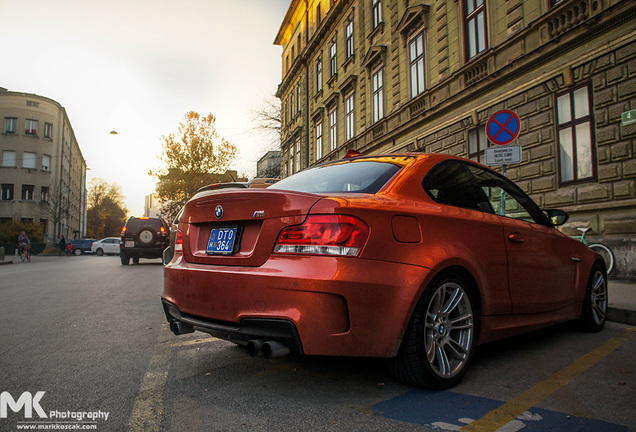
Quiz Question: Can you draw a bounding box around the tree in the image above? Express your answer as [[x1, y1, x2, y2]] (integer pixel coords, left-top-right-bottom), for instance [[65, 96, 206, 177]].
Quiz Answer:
[[86, 179, 128, 239], [149, 111, 239, 221], [44, 183, 70, 240], [249, 95, 281, 151]]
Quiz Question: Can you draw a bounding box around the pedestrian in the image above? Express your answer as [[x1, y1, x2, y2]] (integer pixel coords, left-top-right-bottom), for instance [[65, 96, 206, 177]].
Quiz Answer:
[[59, 235, 66, 256]]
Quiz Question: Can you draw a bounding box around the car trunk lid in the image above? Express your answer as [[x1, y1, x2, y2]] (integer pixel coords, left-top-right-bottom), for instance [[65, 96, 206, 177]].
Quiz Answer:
[[180, 189, 322, 267]]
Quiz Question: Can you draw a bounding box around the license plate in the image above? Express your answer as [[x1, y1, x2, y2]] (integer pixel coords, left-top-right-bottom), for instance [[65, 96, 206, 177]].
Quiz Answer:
[[125, 241, 134, 248], [206, 227, 238, 255]]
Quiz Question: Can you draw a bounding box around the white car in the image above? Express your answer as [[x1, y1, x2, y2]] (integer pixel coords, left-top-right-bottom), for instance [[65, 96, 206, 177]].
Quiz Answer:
[[91, 237, 121, 256]]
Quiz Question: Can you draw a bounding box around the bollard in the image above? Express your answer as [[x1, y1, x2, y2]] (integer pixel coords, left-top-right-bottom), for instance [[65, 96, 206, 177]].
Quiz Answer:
[[0, 246, 4, 261]]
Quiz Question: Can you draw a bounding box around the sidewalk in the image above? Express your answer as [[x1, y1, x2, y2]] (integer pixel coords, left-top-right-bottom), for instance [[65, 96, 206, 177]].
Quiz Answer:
[[608, 279, 636, 326]]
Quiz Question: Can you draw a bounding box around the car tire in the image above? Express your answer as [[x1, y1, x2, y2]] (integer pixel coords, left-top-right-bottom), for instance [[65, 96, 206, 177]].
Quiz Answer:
[[121, 255, 130, 266], [576, 264, 607, 332], [389, 273, 478, 390], [137, 228, 156, 247], [96, 248, 104, 256], [73, 248, 82, 256]]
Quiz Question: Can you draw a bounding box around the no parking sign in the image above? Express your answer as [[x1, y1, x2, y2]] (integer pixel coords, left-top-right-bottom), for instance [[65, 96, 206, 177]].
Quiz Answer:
[[485, 110, 522, 166], [486, 110, 520, 145]]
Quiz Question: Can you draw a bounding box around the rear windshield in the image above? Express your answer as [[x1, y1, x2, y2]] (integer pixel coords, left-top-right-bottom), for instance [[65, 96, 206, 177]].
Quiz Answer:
[[269, 157, 414, 194], [126, 218, 163, 230]]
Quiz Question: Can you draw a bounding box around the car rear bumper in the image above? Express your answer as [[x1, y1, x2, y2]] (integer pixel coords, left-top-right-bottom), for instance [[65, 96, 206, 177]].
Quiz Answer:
[[162, 255, 432, 357], [120, 247, 166, 258]]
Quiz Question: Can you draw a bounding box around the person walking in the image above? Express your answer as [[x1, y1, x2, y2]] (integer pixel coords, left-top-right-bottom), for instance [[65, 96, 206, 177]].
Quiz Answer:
[[59, 235, 66, 256]]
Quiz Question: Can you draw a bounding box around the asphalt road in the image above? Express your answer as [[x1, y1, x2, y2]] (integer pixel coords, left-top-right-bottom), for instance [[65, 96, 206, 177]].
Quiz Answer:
[[1, 256, 634, 432]]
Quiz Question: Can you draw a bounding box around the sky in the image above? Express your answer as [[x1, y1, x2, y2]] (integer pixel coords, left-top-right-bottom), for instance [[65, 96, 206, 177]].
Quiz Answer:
[[0, 0, 289, 216]]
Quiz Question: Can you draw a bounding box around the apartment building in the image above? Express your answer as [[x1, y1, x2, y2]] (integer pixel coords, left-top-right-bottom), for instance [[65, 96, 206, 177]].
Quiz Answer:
[[275, 0, 636, 279], [0, 88, 87, 243]]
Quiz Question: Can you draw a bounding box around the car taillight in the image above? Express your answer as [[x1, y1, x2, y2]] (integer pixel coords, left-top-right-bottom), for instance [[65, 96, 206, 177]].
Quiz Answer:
[[274, 215, 369, 257], [175, 230, 183, 252], [120, 226, 127, 236]]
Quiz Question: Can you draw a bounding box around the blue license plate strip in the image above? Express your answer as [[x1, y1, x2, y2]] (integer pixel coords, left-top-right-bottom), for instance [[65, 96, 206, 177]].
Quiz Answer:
[[206, 226, 239, 255]]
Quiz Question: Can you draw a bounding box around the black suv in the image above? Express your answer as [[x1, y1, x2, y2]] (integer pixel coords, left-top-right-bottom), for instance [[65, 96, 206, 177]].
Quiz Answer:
[[120, 217, 170, 265]]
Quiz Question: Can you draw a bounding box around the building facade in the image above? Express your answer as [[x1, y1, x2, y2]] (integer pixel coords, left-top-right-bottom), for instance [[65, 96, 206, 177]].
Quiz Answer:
[[0, 88, 87, 244], [275, 0, 636, 279], [257, 150, 282, 178]]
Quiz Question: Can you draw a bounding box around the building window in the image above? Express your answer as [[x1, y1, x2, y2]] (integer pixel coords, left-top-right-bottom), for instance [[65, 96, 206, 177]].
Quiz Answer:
[[23, 152, 37, 169], [346, 21, 354, 59], [41, 186, 50, 203], [42, 154, 51, 171], [4, 117, 17, 134], [468, 127, 488, 162], [296, 84, 301, 115], [557, 84, 595, 183], [290, 93, 295, 118], [409, 32, 426, 98], [25, 119, 38, 135], [21, 184, 35, 201], [464, 0, 487, 60], [2, 150, 16, 167], [316, 122, 323, 160], [44, 122, 53, 139], [372, 68, 384, 123], [372, 0, 382, 29], [550, 0, 565, 7], [345, 93, 355, 141], [1, 184, 14, 201], [295, 138, 301, 173], [316, 58, 323, 93], [329, 107, 338, 151], [330, 41, 337, 77], [316, 4, 322, 25]]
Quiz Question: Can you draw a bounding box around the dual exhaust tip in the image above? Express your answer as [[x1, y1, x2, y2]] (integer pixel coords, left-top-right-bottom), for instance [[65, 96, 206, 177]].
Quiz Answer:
[[169, 321, 290, 359], [247, 339, 290, 358]]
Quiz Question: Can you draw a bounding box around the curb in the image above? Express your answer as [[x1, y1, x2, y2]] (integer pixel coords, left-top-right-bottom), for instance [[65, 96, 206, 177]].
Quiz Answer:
[[607, 307, 636, 326]]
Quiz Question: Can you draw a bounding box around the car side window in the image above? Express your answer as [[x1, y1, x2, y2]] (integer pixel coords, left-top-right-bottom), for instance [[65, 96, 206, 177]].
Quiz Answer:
[[424, 160, 492, 212], [466, 165, 550, 225]]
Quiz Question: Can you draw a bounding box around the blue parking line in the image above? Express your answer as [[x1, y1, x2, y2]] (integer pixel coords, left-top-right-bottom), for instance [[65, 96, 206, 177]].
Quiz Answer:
[[373, 390, 627, 431]]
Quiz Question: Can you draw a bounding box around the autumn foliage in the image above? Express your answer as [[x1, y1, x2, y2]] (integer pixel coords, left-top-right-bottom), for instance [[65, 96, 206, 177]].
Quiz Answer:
[[149, 112, 239, 221]]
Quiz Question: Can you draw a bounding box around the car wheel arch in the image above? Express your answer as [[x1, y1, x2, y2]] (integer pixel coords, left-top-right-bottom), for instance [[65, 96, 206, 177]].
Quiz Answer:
[[393, 265, 483, 356]]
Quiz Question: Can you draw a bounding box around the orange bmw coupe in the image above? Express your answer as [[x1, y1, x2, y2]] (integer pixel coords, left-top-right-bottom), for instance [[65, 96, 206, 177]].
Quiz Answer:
[[162, 153, 607, 389]]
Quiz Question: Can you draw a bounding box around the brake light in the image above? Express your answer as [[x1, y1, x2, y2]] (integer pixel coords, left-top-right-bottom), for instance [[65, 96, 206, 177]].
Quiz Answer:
[[274, 215, 369, 257], [121, 226, 127, 236], [160, 226, 165, 234], [175, 230, 183, 252]]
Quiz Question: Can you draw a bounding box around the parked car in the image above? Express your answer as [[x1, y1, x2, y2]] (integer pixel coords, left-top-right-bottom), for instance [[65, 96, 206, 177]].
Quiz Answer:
[[120, 217, 170, 265], [162, 153, 607, 389], [68, 239, 95, 256], [91, 237, 121, 256]]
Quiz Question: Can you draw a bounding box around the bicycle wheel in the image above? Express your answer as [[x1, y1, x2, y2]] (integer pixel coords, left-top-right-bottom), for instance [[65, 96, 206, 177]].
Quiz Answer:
[[589, 243, 614, 275], [26, 249, 31, 262]]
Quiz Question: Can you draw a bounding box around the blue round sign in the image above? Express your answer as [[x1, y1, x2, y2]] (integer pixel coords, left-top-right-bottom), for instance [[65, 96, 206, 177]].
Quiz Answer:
[[486, 110, 521, 145]]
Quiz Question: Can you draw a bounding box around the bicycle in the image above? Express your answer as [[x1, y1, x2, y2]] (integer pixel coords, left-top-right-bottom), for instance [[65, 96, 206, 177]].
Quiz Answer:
[[19, 243, 31, 263], [572, 228, 614, 275]]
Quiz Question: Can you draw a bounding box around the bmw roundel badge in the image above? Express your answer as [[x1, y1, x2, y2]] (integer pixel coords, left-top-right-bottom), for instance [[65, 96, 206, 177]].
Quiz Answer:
[[215, 205, 223, 219]]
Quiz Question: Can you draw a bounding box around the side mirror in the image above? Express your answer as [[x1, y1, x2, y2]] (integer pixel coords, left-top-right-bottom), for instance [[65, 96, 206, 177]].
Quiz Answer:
[[544, 209, 569, 226]]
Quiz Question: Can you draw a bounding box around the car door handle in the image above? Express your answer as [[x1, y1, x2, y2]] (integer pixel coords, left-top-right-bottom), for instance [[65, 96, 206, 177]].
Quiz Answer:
[[508, 234, 525, 243]]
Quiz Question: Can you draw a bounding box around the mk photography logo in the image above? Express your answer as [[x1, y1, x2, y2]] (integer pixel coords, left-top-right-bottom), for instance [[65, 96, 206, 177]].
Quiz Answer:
[[1, 391, 110, 424]]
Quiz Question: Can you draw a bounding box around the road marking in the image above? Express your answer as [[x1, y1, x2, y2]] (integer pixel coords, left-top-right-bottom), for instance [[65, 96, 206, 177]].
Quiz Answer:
[[460, 328, 635, 432], [127, 330, 222, 432], [127, 323, 171, 432]]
